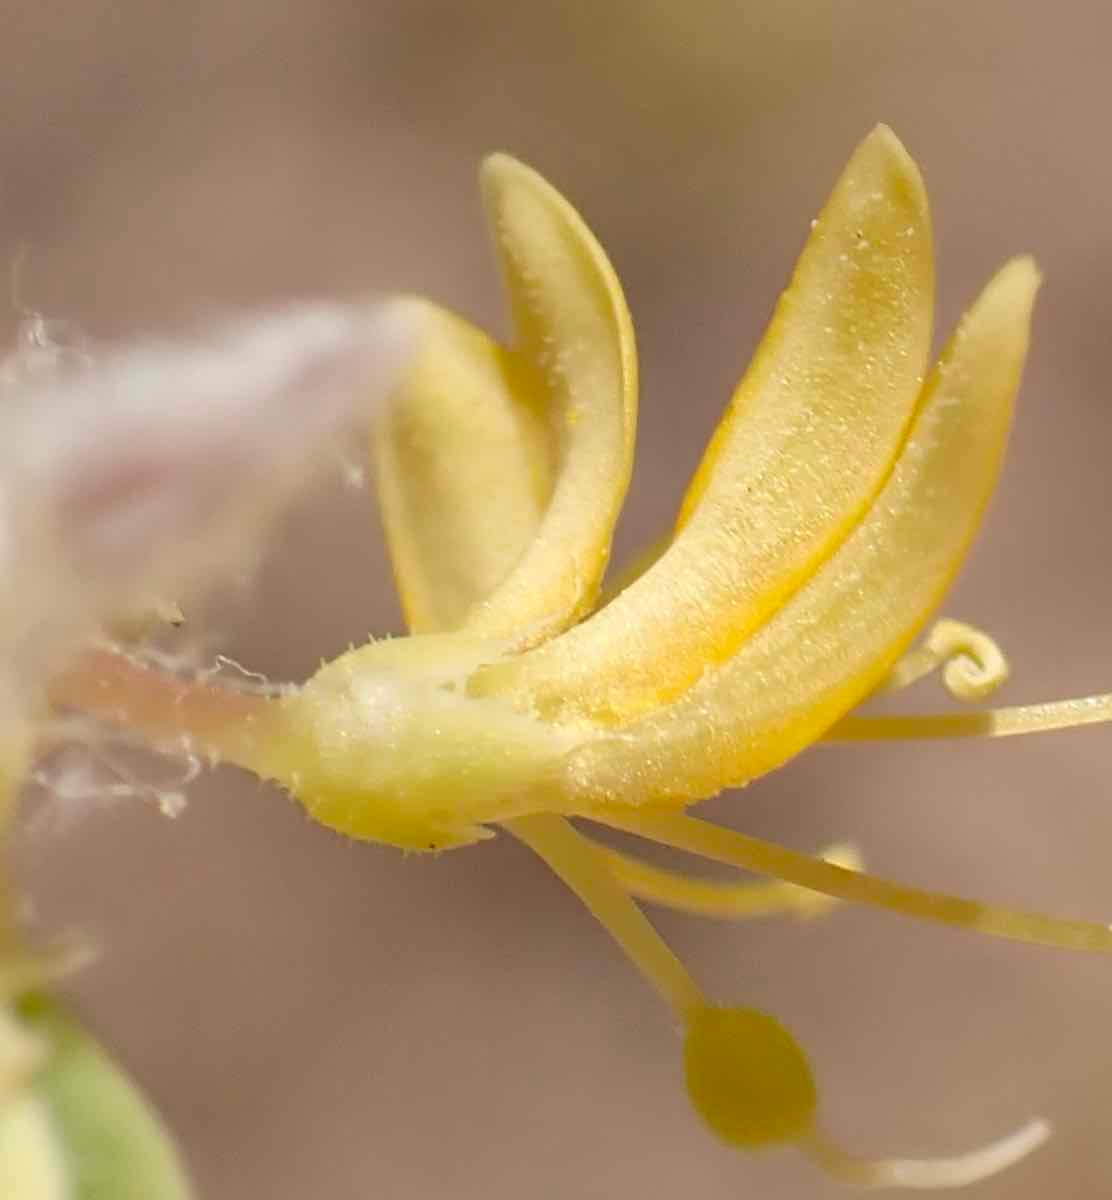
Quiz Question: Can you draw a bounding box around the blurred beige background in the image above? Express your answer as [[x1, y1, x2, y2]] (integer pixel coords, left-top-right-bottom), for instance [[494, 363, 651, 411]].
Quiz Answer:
[[6, 2, 1112, 1196]]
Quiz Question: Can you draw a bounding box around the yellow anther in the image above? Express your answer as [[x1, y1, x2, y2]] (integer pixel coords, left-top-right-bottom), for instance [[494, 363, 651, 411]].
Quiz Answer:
[[684, 1006, 817, 1149]]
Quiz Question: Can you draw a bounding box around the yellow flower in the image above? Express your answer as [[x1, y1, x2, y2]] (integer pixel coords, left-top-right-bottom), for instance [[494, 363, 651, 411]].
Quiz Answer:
[[54, 125, 1112, 1188]]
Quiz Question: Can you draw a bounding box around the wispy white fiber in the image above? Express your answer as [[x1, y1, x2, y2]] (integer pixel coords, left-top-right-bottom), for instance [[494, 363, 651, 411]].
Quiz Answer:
[[0, 300, 414, 711]]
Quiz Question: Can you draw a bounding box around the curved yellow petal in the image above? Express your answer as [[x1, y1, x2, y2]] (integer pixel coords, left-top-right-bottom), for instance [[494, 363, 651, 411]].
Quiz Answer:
[[461, 154, 638, 644], [374, 297, 553, 634], [567, 257, 1039, 806], [476, 126, 934, 721]]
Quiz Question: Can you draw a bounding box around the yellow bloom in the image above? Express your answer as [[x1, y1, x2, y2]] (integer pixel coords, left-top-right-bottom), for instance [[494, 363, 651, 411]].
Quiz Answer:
[[53, 126, 1112, 1188]]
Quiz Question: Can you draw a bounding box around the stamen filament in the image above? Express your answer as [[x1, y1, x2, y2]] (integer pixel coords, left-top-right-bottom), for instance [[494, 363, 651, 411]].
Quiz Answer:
[[505, 813, 706, 1021], [875, 619, 1008, 701], [829, 692, 1112, 741], [800, 1119, 1050, 1190], [592, 811, 1112, 952], [593, 839, 861, 921], [46, 646, 279, 771]]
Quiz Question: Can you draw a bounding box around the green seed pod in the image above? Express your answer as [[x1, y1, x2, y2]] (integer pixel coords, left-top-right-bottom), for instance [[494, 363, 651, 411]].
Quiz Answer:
[[684, 1005, 818, 1149]]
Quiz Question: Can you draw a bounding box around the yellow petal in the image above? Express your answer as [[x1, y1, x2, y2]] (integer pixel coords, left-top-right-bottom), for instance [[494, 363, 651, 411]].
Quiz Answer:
[[476, 126, 934, 721], [568, 257, 1039, 805], [461, 154, 638, 644], [374, 297, 553, 634]]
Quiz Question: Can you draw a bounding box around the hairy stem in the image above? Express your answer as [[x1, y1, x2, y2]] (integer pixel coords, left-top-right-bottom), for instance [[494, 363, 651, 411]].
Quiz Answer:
[[46, 646, 281, 772]]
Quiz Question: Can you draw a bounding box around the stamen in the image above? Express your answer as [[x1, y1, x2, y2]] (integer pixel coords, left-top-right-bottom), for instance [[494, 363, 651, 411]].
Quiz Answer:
[[593, 838, 862, 921], [505, 813, 706, 1021], [800, 1118, 1050, 1190], [592, 811, 1112, 952], [46, 645, 280, 772], [829, 692, 1112, 742], [875, 619, 1008, 701]]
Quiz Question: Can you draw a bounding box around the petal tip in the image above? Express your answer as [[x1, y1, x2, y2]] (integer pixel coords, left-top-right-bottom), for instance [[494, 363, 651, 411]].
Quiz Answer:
[[862, 122, 911, 163], [969, 256, 1043, 337], [479, 152, 537, 202], [1000, 253, 1044, 294], [866, 121, 905, 150], [853, 124, 928, 211]]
